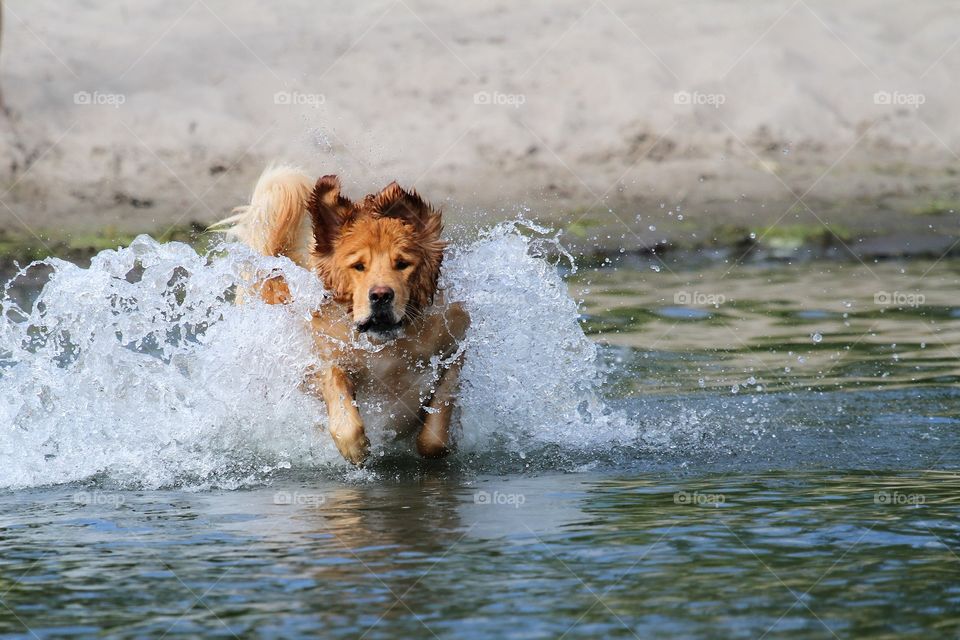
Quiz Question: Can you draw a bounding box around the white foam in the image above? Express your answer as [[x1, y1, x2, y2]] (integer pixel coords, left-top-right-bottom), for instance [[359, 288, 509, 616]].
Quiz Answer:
[[443, 221, 629, 454]]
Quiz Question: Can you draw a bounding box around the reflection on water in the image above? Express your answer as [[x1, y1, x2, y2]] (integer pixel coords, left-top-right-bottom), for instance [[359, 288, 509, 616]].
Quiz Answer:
[[1, 471, 958, 638], [575, 258, 960, 393]]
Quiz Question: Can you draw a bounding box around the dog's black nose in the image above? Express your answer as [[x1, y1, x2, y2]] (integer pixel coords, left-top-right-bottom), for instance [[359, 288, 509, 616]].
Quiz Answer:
[[369, 286, 394, 305]]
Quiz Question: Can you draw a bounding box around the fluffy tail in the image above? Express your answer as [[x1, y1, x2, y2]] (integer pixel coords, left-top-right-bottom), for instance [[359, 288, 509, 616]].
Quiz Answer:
[[211, 164, 315, 268]]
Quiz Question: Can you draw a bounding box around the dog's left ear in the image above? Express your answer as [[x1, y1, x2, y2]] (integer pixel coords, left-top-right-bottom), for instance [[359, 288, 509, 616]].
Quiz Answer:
[[369, 182, 445, 309], [367, 182, 443, 240]]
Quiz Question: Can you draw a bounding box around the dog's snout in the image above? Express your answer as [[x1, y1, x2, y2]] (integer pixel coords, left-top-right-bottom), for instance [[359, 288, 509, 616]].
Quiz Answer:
[[368, 286, 395, 306]]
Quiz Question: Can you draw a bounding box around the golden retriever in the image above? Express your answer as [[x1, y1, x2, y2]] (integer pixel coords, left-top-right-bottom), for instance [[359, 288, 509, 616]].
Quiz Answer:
[[217, 165, 468, 465]]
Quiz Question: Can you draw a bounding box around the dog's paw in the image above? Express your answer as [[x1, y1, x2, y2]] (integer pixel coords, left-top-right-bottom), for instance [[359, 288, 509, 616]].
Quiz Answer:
[[416, 432, 452, 459], [333, 429, 370, 466]]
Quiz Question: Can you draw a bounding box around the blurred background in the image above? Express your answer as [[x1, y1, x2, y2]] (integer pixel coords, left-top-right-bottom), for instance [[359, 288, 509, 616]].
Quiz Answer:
[[0, 0, 958, 260]]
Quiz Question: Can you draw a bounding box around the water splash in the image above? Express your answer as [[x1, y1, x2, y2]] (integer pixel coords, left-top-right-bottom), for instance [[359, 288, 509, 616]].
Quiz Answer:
[[0, 223, 644, 489], [0, 237, 340, 490], [443, 221, 629, 455]]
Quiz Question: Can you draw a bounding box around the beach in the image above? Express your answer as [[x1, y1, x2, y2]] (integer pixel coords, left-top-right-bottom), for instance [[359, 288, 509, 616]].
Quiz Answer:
[[1, 0, 958, 255]]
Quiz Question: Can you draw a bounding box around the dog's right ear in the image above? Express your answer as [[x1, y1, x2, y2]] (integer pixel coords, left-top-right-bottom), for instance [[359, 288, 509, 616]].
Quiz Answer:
[[308, 175, 354, 255]]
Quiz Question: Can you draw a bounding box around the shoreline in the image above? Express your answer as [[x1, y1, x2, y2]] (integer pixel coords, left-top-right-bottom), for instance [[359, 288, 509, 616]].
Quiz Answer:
[[1, 215, 955, 277]]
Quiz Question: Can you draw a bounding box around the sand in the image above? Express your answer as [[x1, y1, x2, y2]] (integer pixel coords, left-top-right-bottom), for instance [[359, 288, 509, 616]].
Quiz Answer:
[[0, 0, 958, 253]]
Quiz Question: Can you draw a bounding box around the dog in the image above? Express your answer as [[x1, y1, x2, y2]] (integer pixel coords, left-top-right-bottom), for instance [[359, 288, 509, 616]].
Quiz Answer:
[[216, 165, 469, 465]]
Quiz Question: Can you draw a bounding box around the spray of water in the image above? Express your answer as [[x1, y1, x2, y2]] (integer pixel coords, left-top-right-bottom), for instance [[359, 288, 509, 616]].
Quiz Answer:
[[443, 222, 628, 454], [0, 222, 652, 490]]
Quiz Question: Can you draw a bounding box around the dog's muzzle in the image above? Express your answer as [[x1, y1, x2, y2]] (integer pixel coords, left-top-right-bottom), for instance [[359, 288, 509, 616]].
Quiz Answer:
[[357, 286, 402, 337], [356, 314, 402, 335]]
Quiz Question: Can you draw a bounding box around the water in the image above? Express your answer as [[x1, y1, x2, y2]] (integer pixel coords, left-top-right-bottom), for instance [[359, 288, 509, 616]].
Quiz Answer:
[[1, 228, 958, 638]]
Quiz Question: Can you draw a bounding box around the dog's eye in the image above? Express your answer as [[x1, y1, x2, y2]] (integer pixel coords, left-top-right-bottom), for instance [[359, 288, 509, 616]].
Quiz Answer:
[[395, 259, 411, 270], [352, 263, 365, 272]]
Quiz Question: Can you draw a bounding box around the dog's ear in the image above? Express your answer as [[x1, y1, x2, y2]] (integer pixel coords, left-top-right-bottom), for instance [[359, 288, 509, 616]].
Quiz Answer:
[[308, 175, 354, 255], [408, 232, 446, 311], [367, 182, 443, 240]]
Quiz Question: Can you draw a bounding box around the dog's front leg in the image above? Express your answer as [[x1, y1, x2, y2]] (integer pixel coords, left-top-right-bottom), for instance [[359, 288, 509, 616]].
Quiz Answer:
[[417, 356, 464, 459], [314, 366, 369, 465]]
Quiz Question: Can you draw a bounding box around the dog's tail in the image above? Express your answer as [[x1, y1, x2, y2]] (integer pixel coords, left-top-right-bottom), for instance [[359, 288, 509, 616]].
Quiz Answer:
[[210, 164, 315, 268]]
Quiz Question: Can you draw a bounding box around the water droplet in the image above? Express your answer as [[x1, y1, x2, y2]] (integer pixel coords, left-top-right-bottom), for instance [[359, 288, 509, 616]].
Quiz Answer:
[[811, 332, 823, 343]]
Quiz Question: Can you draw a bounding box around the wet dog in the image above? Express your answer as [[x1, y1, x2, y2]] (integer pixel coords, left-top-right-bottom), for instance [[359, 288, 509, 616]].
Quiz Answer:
[[217, 166, 468, 465]]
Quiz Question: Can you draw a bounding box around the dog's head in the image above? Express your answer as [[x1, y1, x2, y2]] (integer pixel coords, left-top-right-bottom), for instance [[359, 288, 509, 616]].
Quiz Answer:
[[309, 176, 445, 341]]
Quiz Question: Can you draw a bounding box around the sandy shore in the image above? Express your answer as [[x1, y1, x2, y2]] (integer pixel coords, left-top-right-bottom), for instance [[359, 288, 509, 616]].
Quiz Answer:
[[1, 0, 958, 255]]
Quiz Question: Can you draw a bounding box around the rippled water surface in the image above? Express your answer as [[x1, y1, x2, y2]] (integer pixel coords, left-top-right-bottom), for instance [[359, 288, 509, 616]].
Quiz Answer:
[[1, 239, 958, 638]]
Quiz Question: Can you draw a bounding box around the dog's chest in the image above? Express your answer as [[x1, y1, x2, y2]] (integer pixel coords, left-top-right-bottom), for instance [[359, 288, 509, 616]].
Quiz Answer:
[[355, 351, 440, 436]]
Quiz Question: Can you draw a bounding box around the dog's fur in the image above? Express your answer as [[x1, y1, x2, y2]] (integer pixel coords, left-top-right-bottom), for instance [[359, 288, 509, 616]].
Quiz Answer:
[[217, 165, 468, 464]]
